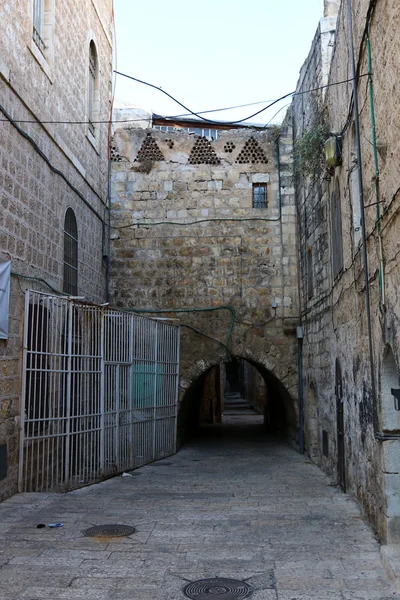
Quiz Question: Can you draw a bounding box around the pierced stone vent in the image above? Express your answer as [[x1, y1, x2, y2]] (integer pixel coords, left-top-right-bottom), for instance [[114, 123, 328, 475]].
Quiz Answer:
[[165, 138, 174, 149], [134, 133, 164, 162], [236, 137, 268, 164], [188, 136, 221, 165], [224, 141, 236, 153], [110, 138, 126, 162]]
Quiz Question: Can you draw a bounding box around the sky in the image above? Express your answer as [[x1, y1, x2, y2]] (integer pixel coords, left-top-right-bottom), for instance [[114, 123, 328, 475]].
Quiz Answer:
[[113, 0, 324, 126]]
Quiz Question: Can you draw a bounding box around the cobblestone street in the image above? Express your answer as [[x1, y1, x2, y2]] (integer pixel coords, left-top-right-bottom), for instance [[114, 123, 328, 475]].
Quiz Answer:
[[0, 415, 398, 600]]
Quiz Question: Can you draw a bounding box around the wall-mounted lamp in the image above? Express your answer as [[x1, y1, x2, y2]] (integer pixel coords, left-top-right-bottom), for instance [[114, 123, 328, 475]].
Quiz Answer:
[[324, 135, 342, 168], [391, 388, 400, 411]]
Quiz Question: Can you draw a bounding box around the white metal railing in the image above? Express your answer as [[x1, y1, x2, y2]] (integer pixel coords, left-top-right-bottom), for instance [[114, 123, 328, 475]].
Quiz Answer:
[[19, 291, 180, 492]]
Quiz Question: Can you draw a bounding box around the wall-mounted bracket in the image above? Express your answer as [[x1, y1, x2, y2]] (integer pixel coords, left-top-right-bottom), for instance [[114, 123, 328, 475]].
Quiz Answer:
[[391, 388, 400, 411]]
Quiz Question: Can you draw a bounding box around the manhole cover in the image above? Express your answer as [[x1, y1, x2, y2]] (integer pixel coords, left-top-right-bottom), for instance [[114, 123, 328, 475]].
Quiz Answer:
[[183, 578, 253, 599], [84, 524, 135, 537]]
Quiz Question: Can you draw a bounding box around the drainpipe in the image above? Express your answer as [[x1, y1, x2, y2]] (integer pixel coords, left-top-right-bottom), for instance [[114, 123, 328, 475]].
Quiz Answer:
[[276, 136, 285, 321], [297, 326, 304, 454], [347, 0, 378, 419], [366, 23, 385, 306], [105, 158, 111, 303]]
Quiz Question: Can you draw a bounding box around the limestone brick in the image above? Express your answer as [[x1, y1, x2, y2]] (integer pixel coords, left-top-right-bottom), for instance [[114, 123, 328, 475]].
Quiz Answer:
[[293, 0, 400, 543], [0, 0, 113, 499], [110, 123, 299, 444]]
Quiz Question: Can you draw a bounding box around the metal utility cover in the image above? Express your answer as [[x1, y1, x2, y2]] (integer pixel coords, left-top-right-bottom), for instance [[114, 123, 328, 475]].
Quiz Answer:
[[183, 578, 253, 599], [84, 524, 136, 538]]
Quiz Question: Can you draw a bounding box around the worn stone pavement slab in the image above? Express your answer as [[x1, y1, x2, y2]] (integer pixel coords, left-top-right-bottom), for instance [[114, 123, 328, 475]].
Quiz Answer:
[[0, 415, 398, 600]]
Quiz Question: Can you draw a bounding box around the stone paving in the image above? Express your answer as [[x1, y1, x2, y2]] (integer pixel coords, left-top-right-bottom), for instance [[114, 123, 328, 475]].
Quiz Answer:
[[0, 415, 399, 600]]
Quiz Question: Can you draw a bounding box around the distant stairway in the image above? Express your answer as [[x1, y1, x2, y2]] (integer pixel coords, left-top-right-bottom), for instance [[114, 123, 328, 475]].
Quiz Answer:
[[223, 392, 258, 415]]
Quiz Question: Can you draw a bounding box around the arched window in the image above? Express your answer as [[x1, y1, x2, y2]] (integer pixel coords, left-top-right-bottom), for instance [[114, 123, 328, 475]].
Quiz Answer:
[[63, 208, 78, 295], [88, 41, 99, 137], [381, 345, 400, 432]]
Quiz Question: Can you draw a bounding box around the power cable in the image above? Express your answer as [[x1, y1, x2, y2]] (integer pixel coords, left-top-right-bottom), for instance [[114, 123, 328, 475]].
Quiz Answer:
[[11, 271, 65, 295], [180, 323, 231, 354], [165, 98, 283, 119], [0, 115, 153, 125], [112, 217, 280, 230], [120, 305, 236, 349], [115, 70, 369, 126], [0, 74, 369, 127], [263, 102, 292, 128], [340, 0, 378, 136], [0, 103, 106, 223]]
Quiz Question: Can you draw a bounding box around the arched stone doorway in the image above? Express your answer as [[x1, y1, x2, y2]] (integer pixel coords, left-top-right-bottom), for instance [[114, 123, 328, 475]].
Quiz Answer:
[[379, 345, 400, 543], [177, 355, 297, 447]]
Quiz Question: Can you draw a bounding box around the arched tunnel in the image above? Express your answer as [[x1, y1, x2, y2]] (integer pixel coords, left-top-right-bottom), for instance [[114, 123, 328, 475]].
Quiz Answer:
[[177, 356, 297, 447]]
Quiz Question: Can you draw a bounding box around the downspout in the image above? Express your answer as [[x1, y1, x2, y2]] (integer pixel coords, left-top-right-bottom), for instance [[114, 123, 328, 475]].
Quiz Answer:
[[297, 326, 304, 454], [366, 23, 385, 306], [347, 0, 378, 423], [276, 136, 285, 321], [105, 159, 111, 303], [106, 0, 117, 303]]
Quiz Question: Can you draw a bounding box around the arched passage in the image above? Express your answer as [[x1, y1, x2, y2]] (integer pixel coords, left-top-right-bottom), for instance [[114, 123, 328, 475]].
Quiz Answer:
[[177, 355, 297, 446]]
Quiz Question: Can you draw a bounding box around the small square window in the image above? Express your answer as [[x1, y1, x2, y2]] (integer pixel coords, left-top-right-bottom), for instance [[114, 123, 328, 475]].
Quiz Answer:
[[252, 183, 267, 208]]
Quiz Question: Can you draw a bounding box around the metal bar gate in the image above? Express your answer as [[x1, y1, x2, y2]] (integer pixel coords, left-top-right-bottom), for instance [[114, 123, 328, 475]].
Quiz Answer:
[[19, 291, 180, 492]]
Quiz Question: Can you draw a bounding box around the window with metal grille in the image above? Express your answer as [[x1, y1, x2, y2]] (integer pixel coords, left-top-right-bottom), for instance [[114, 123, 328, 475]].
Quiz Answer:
[[63, 208, 78, 295], [88, 41, 97, 136], [331, 179, 344, 278], [252, 183, 268, 208], [33, 0, 45, 54]]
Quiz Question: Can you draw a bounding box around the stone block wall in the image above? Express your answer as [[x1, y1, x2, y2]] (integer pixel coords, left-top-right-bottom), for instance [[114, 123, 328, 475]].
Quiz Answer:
[[293, 0, 400, 542], [110, 121, 300, 442], [0, 0, 113, 499], [292, 10, 339, 478]]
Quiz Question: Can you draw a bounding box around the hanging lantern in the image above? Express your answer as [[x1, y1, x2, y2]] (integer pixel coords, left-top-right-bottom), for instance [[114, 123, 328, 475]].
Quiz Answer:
[[324, 135, 342, 168]]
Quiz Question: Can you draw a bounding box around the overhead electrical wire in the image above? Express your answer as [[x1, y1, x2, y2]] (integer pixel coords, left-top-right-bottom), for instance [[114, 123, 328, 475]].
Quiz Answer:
[[0, 103, 106, 222], [169, 97, 282, 119], [0, 73, 369, 128], [112, 217, 280, 230], [263, 102, 292, 128], [340, 0, 378, 136], [114, 70, 369, 125]]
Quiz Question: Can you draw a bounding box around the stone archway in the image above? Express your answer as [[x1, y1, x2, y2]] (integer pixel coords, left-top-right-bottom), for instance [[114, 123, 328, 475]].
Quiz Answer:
[[380, 345, 400, 543], [177, 354, 298, 447]]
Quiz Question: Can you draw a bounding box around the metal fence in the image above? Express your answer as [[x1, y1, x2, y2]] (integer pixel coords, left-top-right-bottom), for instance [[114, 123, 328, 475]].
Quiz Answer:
[[19, 291, 180, 493]]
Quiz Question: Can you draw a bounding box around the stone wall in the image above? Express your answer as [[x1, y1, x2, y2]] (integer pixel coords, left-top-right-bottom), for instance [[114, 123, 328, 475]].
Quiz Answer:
[[292, 7, 339, 481], [0, 0, 113, 499], [243, 361, 267, 415], [293, 0, 400, 542], [110, 121, 300, 443]]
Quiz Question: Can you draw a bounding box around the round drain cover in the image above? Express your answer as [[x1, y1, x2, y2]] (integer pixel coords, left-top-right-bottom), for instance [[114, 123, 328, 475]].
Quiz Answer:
[[84, 524, 135, 538], [183, 578, 253, 599]]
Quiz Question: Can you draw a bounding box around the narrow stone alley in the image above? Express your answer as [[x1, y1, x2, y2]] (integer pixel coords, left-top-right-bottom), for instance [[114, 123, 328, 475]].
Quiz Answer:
[[0, 414, 398, 600]]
